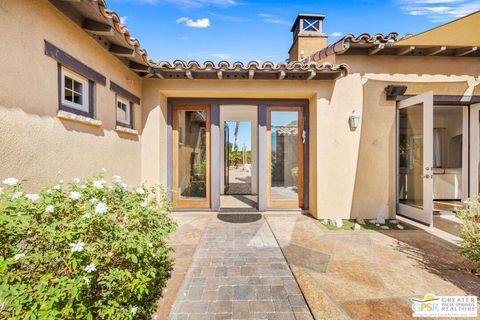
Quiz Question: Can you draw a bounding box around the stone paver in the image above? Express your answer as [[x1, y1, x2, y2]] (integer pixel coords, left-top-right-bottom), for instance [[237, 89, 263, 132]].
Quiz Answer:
[[169, 213, 313, 320], [265, 213, 480, 320]]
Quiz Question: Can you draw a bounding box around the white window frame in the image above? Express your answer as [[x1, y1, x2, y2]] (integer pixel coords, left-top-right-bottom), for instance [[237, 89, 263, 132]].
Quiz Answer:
[[116, 96, 132, 127], [61, 67, 89, 113]]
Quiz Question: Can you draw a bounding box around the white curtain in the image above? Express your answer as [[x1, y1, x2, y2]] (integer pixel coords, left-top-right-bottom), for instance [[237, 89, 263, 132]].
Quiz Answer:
[[433, 128, 442, 167]]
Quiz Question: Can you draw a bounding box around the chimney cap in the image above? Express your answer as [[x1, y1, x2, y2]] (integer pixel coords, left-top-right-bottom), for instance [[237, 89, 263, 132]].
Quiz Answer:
[[291, 13, 326, 32]]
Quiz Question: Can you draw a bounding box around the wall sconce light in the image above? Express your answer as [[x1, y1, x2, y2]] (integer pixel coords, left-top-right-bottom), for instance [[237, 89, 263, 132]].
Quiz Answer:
[[349, 110, 361, 130]]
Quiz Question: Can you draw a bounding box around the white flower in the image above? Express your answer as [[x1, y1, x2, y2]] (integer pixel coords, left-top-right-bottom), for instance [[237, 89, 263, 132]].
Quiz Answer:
[[136, 187, 145, 195], [16, 212, 24, 216], [93, 179, 106, 189], [69, 241, 85, 252], [53, 185, 61, 190], [84, 263, 96, 273], [80, 184, 87, 189], [83, 277, 91, 285], [69, 191, 81, 200], [26, 194, 40, 202], [130, 307, 138, 315], [3, 178, 19, 186], [45, 205, 54, 213], [10, 191, 23, 199], [14, 253, 25, 261], [140, 201, 148, 208], [95, 202, 108, 214], [120, 183, 128, 190], [73, 178, 80, 183], [55, 256, 61, 262], [84, 212, 91, 219], [147, 243, 153, 248], [89, 197, 98, 204], [113, 175, 122, 183]]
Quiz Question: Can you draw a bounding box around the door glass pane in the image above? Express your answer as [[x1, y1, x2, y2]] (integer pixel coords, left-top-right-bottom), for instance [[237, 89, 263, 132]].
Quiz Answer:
[[270, 111, 299, 200], [398, 104, 424, 209], [178, 110, 207, 199]]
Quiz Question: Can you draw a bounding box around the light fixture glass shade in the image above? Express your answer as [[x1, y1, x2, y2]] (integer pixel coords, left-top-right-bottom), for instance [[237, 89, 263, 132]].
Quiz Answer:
[[349, 112, 361, 129]]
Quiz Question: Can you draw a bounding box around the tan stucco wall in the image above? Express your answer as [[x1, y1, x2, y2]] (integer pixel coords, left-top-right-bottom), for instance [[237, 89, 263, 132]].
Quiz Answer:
[[0, 0, 143, 191], [140, 79, 338, 213], [328, 55, 480, 219], [289, 36, 328, 61]]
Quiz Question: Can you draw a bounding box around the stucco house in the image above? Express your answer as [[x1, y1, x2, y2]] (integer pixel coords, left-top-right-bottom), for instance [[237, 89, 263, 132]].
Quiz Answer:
[[1, 0, 479, 226]]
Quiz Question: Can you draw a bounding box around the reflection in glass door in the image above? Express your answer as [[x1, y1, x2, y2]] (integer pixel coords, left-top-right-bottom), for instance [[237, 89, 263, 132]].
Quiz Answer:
[[172, 106, 210, 208], [396, 93, 433, 225], [267, 107, 303, 208]]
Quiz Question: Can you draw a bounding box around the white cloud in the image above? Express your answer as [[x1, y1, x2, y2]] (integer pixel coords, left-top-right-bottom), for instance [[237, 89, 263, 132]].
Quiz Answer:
[[176, 17, 211, 28], [331, 32, 343, 37], [258, 13, 290, 26], [208, 53, 230, 60], [120, 0, 236, 8], [179, 36, 190, 40], [120, 16, 128, 25], [399, 0, 480, 22]]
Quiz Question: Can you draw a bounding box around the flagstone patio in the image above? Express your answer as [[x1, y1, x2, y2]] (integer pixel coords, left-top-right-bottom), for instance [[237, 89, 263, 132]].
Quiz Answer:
[[157, 212, 479, 320]]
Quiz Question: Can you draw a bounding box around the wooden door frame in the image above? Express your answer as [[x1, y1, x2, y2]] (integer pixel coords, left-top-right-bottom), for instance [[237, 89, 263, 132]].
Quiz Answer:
[[266, 106, 304, 208], [172, 105, 211, 208]]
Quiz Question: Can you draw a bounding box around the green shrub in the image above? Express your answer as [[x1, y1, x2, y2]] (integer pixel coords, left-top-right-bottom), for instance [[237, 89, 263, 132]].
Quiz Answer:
[[0, 174, 176, 319], [457, 198, 480, 271]]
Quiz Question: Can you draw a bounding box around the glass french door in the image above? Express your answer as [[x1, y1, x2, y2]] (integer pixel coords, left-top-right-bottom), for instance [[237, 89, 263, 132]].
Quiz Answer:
[[267, 106, 304, 208], [470, 104, 480, 199], [172, 105, 210, 208], [397, 92, 433, 225]]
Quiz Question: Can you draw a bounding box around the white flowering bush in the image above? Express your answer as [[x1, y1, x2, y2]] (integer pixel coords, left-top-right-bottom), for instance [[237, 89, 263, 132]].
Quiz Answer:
[[457, 198, 480, 272], [0, 174, 176, 319]]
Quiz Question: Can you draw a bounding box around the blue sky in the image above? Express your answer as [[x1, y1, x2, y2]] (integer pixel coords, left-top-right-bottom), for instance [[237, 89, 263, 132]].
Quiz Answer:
[[108, 0, 480, 63]]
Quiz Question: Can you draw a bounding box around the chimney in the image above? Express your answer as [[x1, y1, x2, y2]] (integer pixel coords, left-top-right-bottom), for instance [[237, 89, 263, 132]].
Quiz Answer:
[[288, 13, 328, 62]]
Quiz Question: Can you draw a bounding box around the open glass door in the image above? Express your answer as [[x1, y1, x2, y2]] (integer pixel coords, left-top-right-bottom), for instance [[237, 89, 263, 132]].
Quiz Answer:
[[397, 92, 433, 225], [470, 103, 480, 199], [172, 105, 210, 208], [267, 106, 304, 208]]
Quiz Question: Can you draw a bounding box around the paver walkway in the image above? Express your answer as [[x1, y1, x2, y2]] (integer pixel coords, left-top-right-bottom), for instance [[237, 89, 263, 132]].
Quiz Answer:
[[169, 213, 313, 320]]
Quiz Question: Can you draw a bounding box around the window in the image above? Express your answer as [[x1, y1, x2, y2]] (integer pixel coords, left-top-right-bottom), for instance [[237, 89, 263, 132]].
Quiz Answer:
[[302, 18, 319, 31], [60, 67, 93, 117], [116, 96, 133, 128]]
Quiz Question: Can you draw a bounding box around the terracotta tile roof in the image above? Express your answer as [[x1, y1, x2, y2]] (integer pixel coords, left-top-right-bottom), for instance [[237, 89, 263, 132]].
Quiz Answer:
[[304, 29, 480, 62], [304, 32, 398, 62], [51, 0, 349, 80], [152, 60, 348, 80]]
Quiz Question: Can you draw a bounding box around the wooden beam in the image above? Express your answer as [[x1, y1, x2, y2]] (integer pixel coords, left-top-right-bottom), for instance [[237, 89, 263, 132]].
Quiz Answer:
[[306, 70, 316, 80], [425, 46, 446, 56], [109, 44, 134, 57], [456, 47, 478, 56], [186, 70, 194, 80], [110, 81, 141, 104], [248, 69, 255, 80], [368, 43, 385, 55], [217, 70, 223, 79], [397, 46, 415, 56], [388, 94, 480, 105], [278, 70, 286, 80], [129, 61, 150, 73], [82, 19, 115, 36]]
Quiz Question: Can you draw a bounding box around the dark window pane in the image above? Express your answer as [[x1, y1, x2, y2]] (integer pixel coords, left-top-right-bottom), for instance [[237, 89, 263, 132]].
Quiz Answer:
[[64, 76, 73, 90], [73, 92, 82, 104], [178, 110, 207, 199], [64, 88, 73, 102]]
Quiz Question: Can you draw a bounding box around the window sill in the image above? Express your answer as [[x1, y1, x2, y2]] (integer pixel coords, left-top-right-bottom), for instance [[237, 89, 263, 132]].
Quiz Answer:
[[57, 110, 102, 127], [115, 125, 138, 135]]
